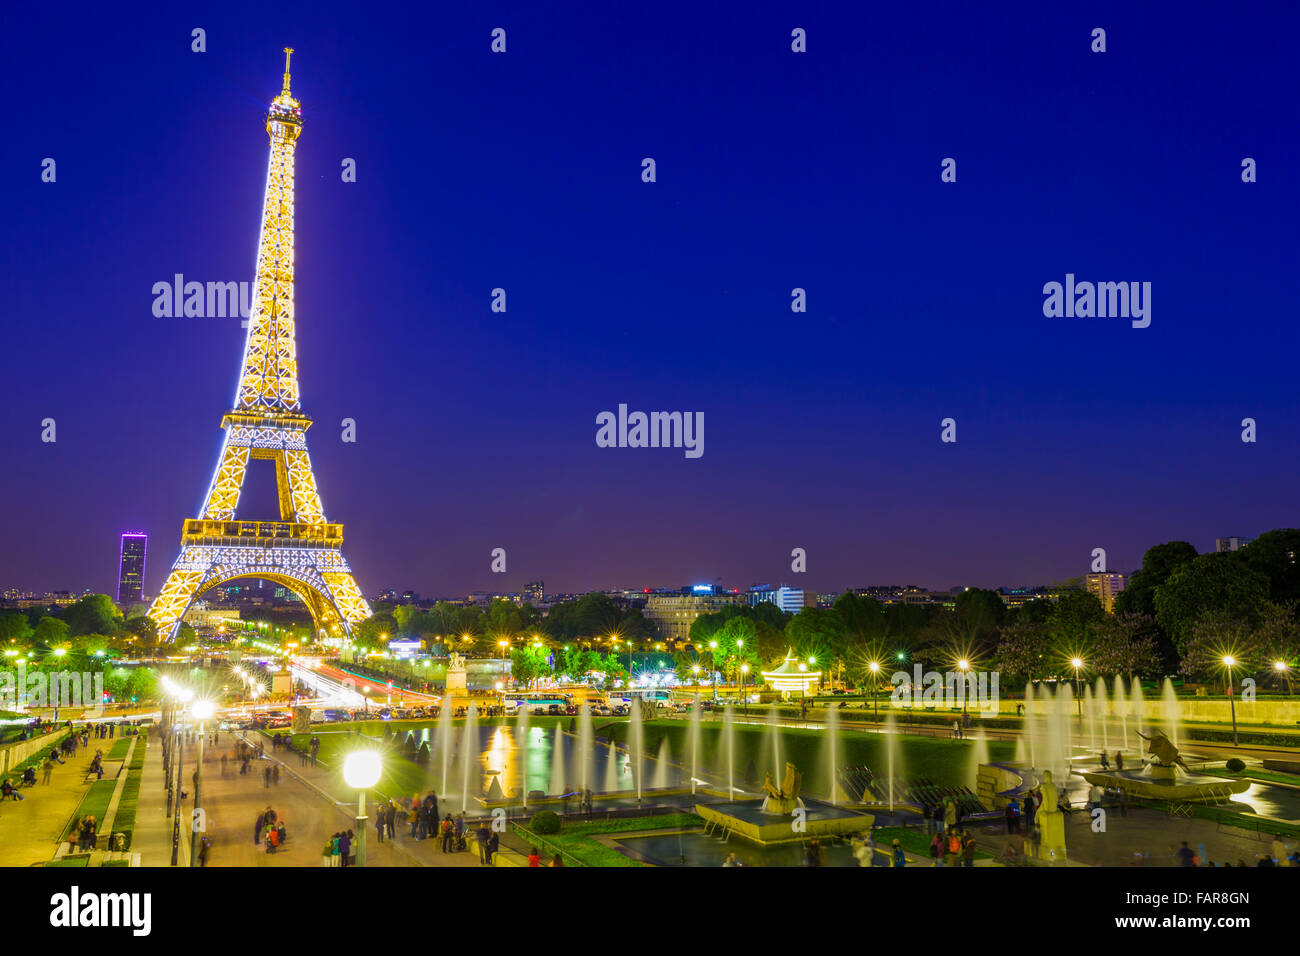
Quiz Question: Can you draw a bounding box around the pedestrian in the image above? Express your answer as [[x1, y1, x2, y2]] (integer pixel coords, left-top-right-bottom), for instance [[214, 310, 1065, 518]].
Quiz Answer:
[[1115, 751, 1124, 771], [944, 798, 957, 831], [961, 830, 977, 867], [1099, 751, 1109, 770], [476, 823, 491, 864], [891, 839, 905, 867], [441, 814, 454, 853], [323, 835, 336, 867], [929, 832, 944, 866], [386, 802, 396, 839], [263, 764, 271, 788], [1177, 841, 1196, 867], [486, 829, 499, 866], [944, 829, 961, 867], [338, 830, 352, 867], [454, 812, 465, 851], [42, 758, 54, 785], [375, 810, 385, 844], [550, 853, 565, 867], [254, 810, 266, 845], [409, 803, 420, 839], [528, 846, 541, 867], [1005, 798, 1019, 834], [271, 764, 280, 786]]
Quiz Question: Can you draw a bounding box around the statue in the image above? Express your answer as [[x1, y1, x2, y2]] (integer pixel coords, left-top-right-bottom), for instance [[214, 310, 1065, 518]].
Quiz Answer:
[[1035, 769, 1067, 862], [448, 651, 466, 672], [759, 762, 804, 815], [1135, 729, 1189, 772]]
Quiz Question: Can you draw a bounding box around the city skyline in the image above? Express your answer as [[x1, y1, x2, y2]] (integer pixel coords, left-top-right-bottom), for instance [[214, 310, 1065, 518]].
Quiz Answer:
[[5, 4, 1297, 607]]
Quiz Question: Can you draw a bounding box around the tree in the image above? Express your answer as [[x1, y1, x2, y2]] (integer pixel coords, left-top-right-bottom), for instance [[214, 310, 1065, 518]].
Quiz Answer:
[[783, 607, 843, 668], [1089, 614, 1163, 679], [1115, 541, 1198, 617], [0, 611, 31, 645], [994, 620, 1053, 684], [125, 666, 158, 701], [1179, 613, 1255, 682], [64, 594, 123, 637], [32, 616, 70, 648], [510, 646, 551, 689], [356, 612, 398, 646], [1048, 591, 1106, 648], [1239, 529, 1300, 606], [1154, 553, 1270, 655]]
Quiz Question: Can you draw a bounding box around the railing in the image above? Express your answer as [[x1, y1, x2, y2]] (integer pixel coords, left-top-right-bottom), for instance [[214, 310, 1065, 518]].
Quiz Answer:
[[509, 822, 587, 868]]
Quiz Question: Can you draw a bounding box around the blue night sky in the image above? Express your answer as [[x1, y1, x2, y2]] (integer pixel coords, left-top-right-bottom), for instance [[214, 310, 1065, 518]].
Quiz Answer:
[[3, 1, 1297, 599]]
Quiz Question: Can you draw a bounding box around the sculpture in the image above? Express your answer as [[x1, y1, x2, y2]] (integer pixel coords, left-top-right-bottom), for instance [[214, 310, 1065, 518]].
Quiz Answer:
[[1135, 729, 1190, 772], [448, 651, 466, 671], [760, 762, 804, 814], [1035, 769, 1067, 862]]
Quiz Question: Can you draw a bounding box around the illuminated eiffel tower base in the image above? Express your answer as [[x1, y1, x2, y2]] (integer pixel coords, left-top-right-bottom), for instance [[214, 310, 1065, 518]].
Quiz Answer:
[[148, 51, 371, 641]]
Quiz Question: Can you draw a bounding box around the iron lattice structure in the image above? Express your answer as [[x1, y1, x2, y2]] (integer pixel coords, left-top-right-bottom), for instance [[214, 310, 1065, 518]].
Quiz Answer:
[[149, 51, 371, 641]]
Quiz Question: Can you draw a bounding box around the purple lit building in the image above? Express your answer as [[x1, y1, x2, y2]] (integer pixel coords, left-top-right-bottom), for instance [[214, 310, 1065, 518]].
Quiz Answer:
[[117, 532, 147, 605]]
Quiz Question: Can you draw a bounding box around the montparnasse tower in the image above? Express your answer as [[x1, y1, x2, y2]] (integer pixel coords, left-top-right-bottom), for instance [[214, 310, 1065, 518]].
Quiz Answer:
[[148, 50, 372, 641]]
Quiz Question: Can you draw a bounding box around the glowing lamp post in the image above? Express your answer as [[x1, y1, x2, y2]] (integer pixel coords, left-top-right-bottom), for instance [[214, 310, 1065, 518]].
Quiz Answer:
[[740, 663, 750, 716], [1070, 657, 1084, 725], [1223, 656, 1238, 747], [709, 641, 718, 702], [189, 700, 215, 866], [957, 659, 970, 719], [343, 750, 383, 867], [869, 661, 881, 724]]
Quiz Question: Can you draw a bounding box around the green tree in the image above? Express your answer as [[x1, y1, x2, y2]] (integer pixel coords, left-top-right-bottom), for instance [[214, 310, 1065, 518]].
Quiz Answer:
[[1154, 554, 1270, 655], [1115, 541, 1198, 617], [1239, 529, 1300, 606], [1089, 614, 1163, 679], [32, 616, 70, 648], [994, 620, 1053, 684], [510, 646, 551, 689], [64, 594, 123, 637]]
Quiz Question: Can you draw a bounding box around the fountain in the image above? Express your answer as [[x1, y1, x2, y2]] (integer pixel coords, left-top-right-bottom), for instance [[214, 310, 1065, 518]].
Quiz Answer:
[[723, 703, 735, 800], [1162, 677, 1181, 750], [577, 703, 593, 794], [883, 707, 900, 811], [1114, 677, 1128, 752], [651, 739, 671, 790], [695, 759, 873, 846], [688, 698, 702, 794], [764, 705, 783, 780], [549, 724, 565, 796], [460, 704, 479, 812], [968, 726, 989, 789], [517, 706, 530, 807], [825, 701, 839, 805], [1082, 725, 1247, 802], [436, 702, 454, 793], [603, 730, 619, 793]]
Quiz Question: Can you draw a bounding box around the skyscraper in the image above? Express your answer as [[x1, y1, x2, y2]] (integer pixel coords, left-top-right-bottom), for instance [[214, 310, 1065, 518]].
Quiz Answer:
[[117, 533, 147, 605]]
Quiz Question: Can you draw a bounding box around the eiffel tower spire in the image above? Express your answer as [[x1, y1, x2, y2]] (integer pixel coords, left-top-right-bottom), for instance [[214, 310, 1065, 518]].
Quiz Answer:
[[148, 54, 371, 642]]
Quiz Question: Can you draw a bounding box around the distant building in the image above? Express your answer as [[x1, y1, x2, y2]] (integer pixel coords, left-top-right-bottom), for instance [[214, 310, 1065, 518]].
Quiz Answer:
[[747, 585, 807, 614], [1216, 536, 1253, 553], [522, 581, 544, 604], [117, 533, 147, 605], [643, 591, 741, 642], [816, 592, 840, 608], [1084, 572, 1126, 613], [182, 602, 241, 629]]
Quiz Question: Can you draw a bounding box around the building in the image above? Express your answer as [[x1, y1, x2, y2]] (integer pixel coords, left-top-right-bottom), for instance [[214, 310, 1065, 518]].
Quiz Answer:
[[522, 581, 544, 604], [643, 589, 741, 642], [182, 602, 242, 629], [117, 533, 147, 605], [1084, 572, 1126, 613], [1216, 536, 1253, 553], [747, 585, 807, 614]]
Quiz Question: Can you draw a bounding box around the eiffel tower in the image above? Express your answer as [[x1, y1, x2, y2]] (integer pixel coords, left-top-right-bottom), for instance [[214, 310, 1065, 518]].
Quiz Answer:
[[148, 50, 372, 641]]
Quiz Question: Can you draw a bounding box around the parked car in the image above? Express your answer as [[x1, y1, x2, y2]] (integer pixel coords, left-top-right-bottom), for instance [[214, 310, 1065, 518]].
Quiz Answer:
[[589, 703, 611, 716]]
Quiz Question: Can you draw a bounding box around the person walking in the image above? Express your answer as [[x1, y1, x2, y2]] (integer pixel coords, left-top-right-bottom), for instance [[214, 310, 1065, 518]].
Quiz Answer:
[[476, 823, 491, 864], [486, 829, 499, 866], [891, 839, 906, 867], [338, 830, 352, 867], [254, 809, 267, 845], [375, 809, 385, 844], [440, 814, 454, 853], [961, 830, 977, 867], [42, 757, 54, 785]]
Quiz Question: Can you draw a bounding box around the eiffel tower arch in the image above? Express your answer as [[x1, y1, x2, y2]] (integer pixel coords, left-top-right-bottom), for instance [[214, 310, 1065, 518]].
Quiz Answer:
[[148, 50, 371, 641]]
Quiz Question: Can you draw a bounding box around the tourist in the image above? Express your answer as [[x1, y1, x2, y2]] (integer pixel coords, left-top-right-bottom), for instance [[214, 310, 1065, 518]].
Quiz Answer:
[[891, 839, 906, 867], [409, 802, 421, 839], [322, 836, 336, 867], [375, 809, 385, 844], [550, 853, 565, 867], [961, 830, 977, 867], [944, 829, 961, 867], [722, 852, 742, 867], [455, 812, 466, 851], [528, 846, 541, 867], [1024, 791, 1037, 832], [487, 829, 499, 865], [931, 802, 944, 835], [1270, 838, 1288, 865], [338, 830, 352, 867], [254, 809, 267, 845], [1004, 798, 1020, 834], [1115, 751, 1124, 771], [930, 832, 944, 866], [476, 823, 491, 864], [1099, 751, 1109, 770], [1001, 842, 1018, 865], [944, 798, 958, 831], [440, 814, 455, 852], [42, 757, 54, 785]]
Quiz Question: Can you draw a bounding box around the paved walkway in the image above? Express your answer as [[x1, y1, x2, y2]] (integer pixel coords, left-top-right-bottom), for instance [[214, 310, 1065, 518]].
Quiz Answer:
[[0, 735, 104, 866]]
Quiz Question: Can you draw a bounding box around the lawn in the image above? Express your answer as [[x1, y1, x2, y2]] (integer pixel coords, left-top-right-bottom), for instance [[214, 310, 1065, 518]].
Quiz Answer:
[[113, 740, 147, 849], [873, 825, 992, 860], [61, 779, 117, 842]]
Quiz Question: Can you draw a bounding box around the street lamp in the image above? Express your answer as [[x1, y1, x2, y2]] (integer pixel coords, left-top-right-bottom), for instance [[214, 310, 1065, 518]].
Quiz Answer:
[[957, 659, 970, 721], [709, 641, 718, 702], [869, 661, 881, 724], [1223, 656, 1239, 746], [189, 700, 215, 867], [343, 750, 383, 867], [740, 663, 750, 715], [1070, 657, 1084, 726]]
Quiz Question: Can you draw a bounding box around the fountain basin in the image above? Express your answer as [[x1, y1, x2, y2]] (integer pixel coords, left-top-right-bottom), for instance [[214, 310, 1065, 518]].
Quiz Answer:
[[1082, 768, 1249, 802], [696, 800, 873, 846]]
